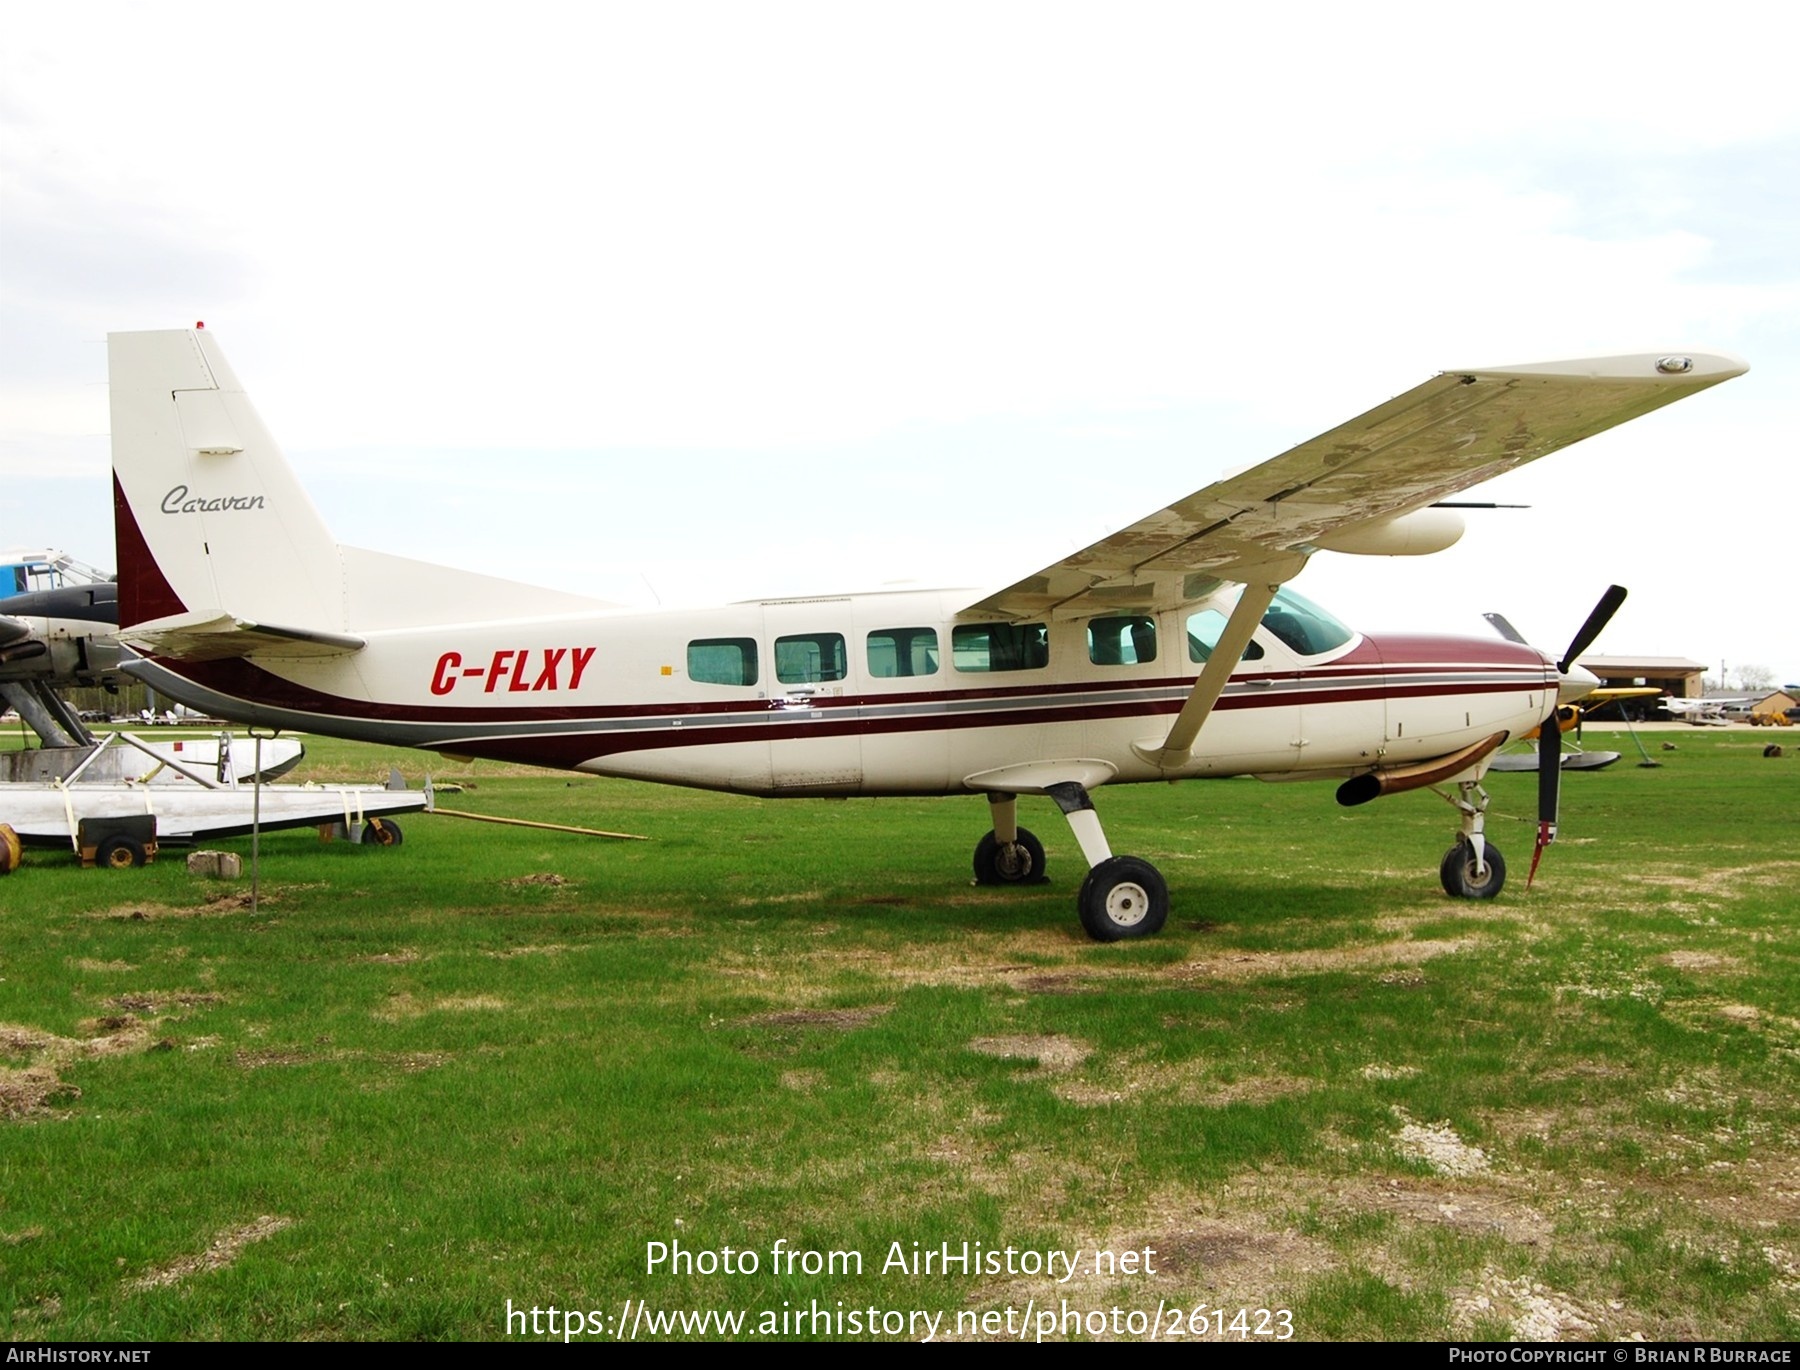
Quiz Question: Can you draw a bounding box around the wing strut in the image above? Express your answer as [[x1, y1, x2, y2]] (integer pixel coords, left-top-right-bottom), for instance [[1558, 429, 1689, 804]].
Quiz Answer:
[[1134, 579, 1283, 772]]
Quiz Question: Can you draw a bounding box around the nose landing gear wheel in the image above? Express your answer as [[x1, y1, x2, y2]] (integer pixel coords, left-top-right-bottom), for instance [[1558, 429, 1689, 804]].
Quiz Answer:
[[1440, 838, 1505, 898], [1076, 856, 1168, 941], [973, 828, 1046, 885]]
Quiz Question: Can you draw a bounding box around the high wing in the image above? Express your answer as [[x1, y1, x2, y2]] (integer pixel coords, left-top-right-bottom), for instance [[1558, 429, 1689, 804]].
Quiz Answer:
[[963, 352, 1747, 622]]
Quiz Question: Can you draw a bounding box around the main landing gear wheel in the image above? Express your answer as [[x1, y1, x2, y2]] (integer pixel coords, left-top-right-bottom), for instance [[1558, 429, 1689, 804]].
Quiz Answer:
[[973, 828, 1046, 885], [1440, 838, 1505, 899], [1077, 856, 1168, 942], [361, 819, 404, 848]]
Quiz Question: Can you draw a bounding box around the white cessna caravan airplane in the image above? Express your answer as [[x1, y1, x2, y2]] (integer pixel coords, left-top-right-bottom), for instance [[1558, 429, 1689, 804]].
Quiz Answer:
[[106, 328, 1745, 939]]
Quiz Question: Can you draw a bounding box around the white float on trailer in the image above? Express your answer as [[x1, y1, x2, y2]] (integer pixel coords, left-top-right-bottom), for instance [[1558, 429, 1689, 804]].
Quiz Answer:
[[1, 731, 429, 858]]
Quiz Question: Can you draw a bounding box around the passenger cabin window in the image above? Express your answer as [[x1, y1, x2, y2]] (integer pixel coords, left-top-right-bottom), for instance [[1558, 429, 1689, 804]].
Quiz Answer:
[[1087, 615, 1157, 666], [775, 632, 847, 684], [952, 622, 1049, 672], [1186, 609, 1264, 663], [687, 637, 759, 686], [867, 627, 939, 678]]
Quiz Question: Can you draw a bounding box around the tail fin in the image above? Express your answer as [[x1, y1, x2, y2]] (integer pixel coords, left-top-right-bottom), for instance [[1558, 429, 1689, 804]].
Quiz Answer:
[[109, 328, 348, 638]]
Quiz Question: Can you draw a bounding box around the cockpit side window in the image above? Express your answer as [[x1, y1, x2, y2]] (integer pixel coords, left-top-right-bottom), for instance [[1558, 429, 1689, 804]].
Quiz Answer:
[[1186, 609, 1265, 664]]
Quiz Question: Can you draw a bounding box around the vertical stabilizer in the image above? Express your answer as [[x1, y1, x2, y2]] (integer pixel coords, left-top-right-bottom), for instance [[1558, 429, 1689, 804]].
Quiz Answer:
[[109, 329, 344, 633]]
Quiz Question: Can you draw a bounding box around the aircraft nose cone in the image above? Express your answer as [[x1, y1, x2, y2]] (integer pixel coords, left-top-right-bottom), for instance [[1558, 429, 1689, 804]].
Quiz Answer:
[[1558, 663, 1600, 706]]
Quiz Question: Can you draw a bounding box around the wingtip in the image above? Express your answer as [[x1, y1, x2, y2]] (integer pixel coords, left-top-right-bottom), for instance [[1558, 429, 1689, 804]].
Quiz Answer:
[[1453, 350, 1749, 383]]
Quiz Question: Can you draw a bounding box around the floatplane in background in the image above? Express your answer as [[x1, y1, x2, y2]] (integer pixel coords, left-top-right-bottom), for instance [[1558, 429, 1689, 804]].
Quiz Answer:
[[1661, 696, 1737, 726], [1, 546, 424, 865], [104, 328, 1745, 935]]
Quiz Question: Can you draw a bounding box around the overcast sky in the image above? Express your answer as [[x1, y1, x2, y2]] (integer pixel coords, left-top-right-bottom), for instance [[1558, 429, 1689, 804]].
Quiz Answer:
[[4, 1, 1796, 684]]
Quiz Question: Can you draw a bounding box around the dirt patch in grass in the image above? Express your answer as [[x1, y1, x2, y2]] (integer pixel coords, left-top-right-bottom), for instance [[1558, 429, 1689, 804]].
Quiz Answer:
[[360, 948, 424, 964], [486, 943, 576, 959], [375, 992, 508, 1021], [1050, 1050, 1313, 1108], [123, 1215, 295, 1293], [234, 1047, 318, 1070], [93, 902, 187, 922], [387, 1050, 452, 1073], [1170, 937, 1479, 984], [1628, 1146, 1800, 1229], [104, 991, 227, 1015], [1453, 1267, 1599, 1340], [1361, 1062, 1420, 1081], [739, 1006, 892, 1030], [1342, 1175, 1554, 1246], [0, 1016, 160, 1119], [374, 992, 425, 1022], [1015, 973, 1093, 996], [92, 888, 291, 921], [859, 929, 1117, 989], [504, 872, 572, 888], [236, 1046, 453, 1074], [1659, 950, 1742, 973], [1611, 860, 1800, 901], [968, 1034, 1090, 1071], [0, 1024, 67, 1056], [1393, 1114, 1492, 1177], [0, 1067, 81, 1119], [963, 1197, 1333, 1338], [1133, 1208, 1336, 1291]]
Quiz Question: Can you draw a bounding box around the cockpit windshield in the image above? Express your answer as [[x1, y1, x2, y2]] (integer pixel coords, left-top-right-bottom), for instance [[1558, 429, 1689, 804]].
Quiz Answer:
[[1258, 586, 1354, 656]]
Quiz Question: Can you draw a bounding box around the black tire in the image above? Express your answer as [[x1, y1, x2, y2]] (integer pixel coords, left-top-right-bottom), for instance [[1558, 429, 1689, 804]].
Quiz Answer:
[[361, 818, 404, 848], [973, 828, 1046, 885], [1440, 838, 1505, 898], [97, 835, 148, 869], [1076, 856, 1168, 941]]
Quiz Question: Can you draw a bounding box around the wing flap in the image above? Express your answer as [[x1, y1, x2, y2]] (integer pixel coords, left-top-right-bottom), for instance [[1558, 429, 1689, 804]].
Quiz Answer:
[[966, 351, 1746, 620]]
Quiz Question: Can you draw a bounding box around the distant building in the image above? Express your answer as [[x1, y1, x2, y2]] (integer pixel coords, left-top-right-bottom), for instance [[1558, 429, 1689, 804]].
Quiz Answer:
[[1736, 689, 1798, 722], [1576, 655, 1707, 718]]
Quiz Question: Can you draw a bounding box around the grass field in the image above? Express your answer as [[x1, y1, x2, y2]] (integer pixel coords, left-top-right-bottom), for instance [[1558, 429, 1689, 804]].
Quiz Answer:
[[2, 729, 1796, 1341]]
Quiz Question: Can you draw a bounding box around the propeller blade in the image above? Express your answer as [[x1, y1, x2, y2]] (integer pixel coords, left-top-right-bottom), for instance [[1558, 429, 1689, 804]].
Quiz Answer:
[[1538, 711, 1562, 827], [1559, 585, 1628, 675], [1528, 707, 1562, 889]]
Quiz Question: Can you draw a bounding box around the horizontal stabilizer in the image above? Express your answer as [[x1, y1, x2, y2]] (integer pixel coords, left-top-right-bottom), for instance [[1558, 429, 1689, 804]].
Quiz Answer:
[[120, 611, 366, 662]]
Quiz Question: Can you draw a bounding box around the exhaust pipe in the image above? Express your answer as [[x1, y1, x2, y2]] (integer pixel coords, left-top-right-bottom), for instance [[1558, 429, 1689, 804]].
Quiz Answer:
[[1336, 732, 1509, 807]]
